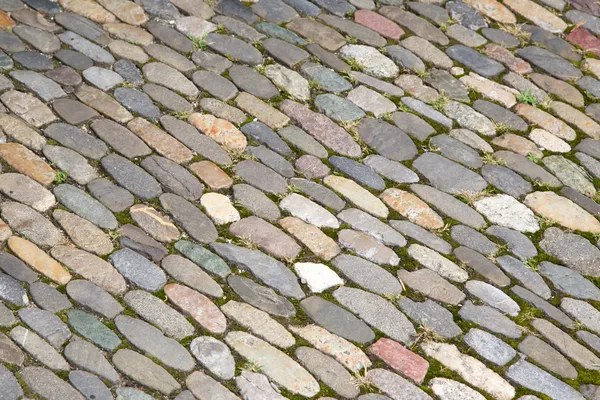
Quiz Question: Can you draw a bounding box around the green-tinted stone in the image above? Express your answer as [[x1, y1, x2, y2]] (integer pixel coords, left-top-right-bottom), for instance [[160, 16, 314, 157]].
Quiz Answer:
[[67, 309, 121, 351], [543, 155, 595, 197], [256, 22, 308, 46], [315, 93, 365, 122], [175, 240, 231, 278], [300, 62, 353, 93]]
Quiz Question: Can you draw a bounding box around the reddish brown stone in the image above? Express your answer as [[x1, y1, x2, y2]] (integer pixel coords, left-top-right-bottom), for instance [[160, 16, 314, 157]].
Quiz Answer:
[[567, 28, 600, 57], [484, 44, 531, 75], [354, 10, 404, 40], [127, 118, 193, 164], [165, 283, 226, 333], [0, 143, 55, 186], [0, 11, 15, 29], [369, 338, 429, 384], [189, 160, 232, 190]]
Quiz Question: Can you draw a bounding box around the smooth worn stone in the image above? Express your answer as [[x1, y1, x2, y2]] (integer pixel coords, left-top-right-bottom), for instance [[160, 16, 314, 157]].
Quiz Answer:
[[338, 229, 398, 265], [214, 243, 304, 299], [75, 84, 132, 122], [430, 134, 482, 169], [455, 246, 510, 287], [30, 281, 69, 313], [460, 74, 516, 108], [315, 93, 365, 122], [146, 20, 192, 53], [226, 331, 319, 397], [364, 154, 418, 184], [10, 70, 65, 101], [109, 248, 166, 292], [233, 159, 287, 195], [101, 154, 161, 199], [0, 263, 29, 304], [408, 2, 449, 25], [13, 51, 54, 72], [295, 347, 359, 398], [142, 156, 203, 201], [347, 85, 396, 117], [319, 13, 385, 47], [17, 308, 70, 348], [382, 188, 443, 230], [550, 101, 600, 140], [429, 378, 487, 400], [262, 37, 310, 67], [465, 328, 517, 366], [113, 88, 161, 121], [398, 298, 461, 339], [291, 178, 346, 212], [191, 51, 231, 74], [51, 245, 126, 295], [386, 46, 425, 73], [113, 349, 179, 395], [21, 366, 84, 400], [301, 296, 375, 343], [484, 44, 531, 74], [446, 44, 504, 77], [172, 241, 228, 279], [296, 155, 330, 178], [561, 297, 600, 334], [496, 256, 550, 299], [422, 341, 515, 400], [4, 205, 65, 249], [227, 275, 295, 317], [474, 194, 539, 233], [186, 370, 238, 400], [144, 84, 193, 113], [53, 210, 112, 255], [1, 90, 56, 127], [526, 191, 600, 233], [411, 184, 485, 229], [87, 178, 134, 213], [533, 318, 600, 369], [529, 129, 571, 153], [52, 98, 98, 125], [159, 193, 217, 243], [446, 23, 486, 47], [519, 335, 577, 379], [142, 62, 198, 98], [424, 69, 470, 102], [188, 113, 247, 152], [287, 17, 346, 51], [205, 33, 263, 65], [451, 225, 497, 255], [69, 370, 112, 400], [116, 315, 194, 372], [264, 63, 310, 101], [539, 261, 600, 300], [223, 300, 294, 349], [44, 123, 107, 161], [401, 36, 452, 70], [459, 301, 522, 338], [0, 173, 54, 212], [293, 262, 343, 293], [324, 175, 388, 218], [409, 244, 467, 283], [348, 71, 404, 98], [379, 6, 448, 44], [199, 98, 246, 126], [504, 0, 566, 32], [446, 0, 487, 29], [338, 208, 406, 247], [239, 123, 290, 157], [330, 156, 385, 190], [12, 25, 59, 53], [390, 220, 451, 254], [514, 287, 573, 329], [482, 164, 532, 198], [300, 62, 352, 93], [369, 338, 429, 384], [507, 360, 584, 400], [358, 118, 417, 161], [413, 153, 487, 194], [66, 279, 122, 320], [290, 324, 371, 373], [0, 250, 37, 284], [66, 310, 120, 352], [54, 48, 93, 71], [192, 70, 237, 102], [229, 216, 301, 260], [233, 183, 280, 221], [229, 66, 278, 101], [0, 365, 21, 400], [58, 31, 114, 64], [45, 63, 83, 86], [517, 46, 581, 81], [281, 100, 361, 157], [0, 29, 24, 53], [43, 143, 93, 179], [449, 128, 493, 153], [280, 193, 338, 228], [190, 337, 235, 381], [529, 73, 583, 107], [306, 43, 350, 73], [492, 134, 542, 159], [355, 10, 404, 39], [400, 97, 451, 128], [466, 280, 519, 316], [494, 150, 561, 188], [368, 369, 432, 400], [334, 287, 416, 344], [120, 224, 168, 263], [54, 184, 116, 230], [165, 283, 225, 334], [0, 302, 15, 326], [0, 114, 40, 151], [82, 66, 122, 92], [199, 192, 238, 225], [280, 217, 341, 261]]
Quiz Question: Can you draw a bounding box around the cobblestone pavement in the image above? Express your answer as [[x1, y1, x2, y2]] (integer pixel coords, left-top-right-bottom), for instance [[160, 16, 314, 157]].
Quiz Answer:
[[1, 0, 600, 399]]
